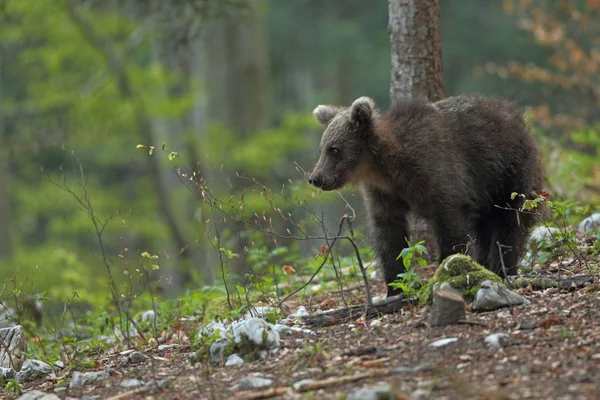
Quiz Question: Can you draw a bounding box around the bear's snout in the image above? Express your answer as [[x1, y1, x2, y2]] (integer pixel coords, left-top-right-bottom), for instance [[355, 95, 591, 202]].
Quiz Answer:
[[308, 175, 323, 188]]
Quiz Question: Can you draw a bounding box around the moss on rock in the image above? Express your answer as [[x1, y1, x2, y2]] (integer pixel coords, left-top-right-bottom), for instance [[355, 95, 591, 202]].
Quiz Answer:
[[417, 254, 503, 305]]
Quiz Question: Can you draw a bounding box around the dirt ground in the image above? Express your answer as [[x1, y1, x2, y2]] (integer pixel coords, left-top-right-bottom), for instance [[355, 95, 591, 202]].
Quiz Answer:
[[11, 266, 600, 400]]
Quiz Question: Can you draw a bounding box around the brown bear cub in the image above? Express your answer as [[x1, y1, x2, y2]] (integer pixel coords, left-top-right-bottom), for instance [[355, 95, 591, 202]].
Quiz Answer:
[[309, 95, 545, 297]]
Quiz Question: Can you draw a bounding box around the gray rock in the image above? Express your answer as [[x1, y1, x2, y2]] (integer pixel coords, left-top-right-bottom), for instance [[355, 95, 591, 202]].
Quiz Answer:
[[346, 385, 393, 400], [472, 280, 530, 312], [578, 213, 600, 233], [411, 388, 431, 400], [0, 366, 16, 380], [530, 226, 560, 243], [53, 360, 65, 369], [230, 376, 273, 390], [225, 354, 244, 366], [139, 310, 156, 323], [272, 324, 316, 336], [231, 318, 280, 350], [294, 306, 309, 317], [157, 344, 181, 351], [429, 338, 459, 348], [69, 370, 110, 389], [143, 378, 171, 391], [120, 378, 144, 388], [0, 325, 27, 370], [128, 351, 150, 364], [16, 359, 54, 382], [209, 338, 233, 365], [16, 390, 60, 400], [485, 333, 509, 350], [292, 379, 315, 391]]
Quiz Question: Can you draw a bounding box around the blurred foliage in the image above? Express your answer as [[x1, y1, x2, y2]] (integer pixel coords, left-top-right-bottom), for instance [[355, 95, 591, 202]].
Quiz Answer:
[[0, 0, 598, 325]]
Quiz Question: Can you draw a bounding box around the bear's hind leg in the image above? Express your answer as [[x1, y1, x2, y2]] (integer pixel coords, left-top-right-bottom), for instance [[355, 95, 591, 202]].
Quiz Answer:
[[483, 208, 529, 277]]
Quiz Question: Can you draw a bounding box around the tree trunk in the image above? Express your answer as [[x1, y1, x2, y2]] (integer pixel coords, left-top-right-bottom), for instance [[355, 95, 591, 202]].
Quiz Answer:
[[388, 0, 445, 260], [388, 0, 445, 102]]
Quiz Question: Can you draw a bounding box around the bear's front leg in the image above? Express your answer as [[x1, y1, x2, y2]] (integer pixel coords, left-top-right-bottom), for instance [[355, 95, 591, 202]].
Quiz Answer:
[[361, 186, 410, 298]]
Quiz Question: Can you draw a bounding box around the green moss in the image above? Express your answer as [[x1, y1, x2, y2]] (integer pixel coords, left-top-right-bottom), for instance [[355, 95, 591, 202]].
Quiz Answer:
[[202, 292, 264, 322], [418, 254, 503, 305]]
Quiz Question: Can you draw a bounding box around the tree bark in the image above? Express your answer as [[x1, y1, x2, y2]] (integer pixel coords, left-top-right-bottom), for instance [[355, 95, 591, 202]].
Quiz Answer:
[[388, 0, 445, 102], [388, 0, 445, 260]]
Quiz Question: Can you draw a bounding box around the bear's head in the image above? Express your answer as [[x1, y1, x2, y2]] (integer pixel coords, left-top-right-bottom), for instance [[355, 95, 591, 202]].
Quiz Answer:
[[309, 96, 377, 191]]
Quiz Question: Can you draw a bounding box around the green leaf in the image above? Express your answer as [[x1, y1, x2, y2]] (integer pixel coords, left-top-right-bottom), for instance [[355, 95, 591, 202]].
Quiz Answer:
[[136, 144, 146, 149], [148, 148, 154, 155], [168, 151, 178, 161], [151, 264, 160, 271], [511, 192, 518, 199], [402, 253, 413, 269], [161, 141, 166, 150], [141, 251, 151, 258]]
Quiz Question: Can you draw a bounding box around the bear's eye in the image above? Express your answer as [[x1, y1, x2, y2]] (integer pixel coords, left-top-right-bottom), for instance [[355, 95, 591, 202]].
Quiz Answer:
[[328, 147, 339, 155]]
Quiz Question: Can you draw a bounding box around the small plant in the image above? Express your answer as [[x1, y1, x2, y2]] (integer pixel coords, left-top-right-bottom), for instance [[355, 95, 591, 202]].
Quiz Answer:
[[388, 240, 428, 296], [5, 379, 22, 395]]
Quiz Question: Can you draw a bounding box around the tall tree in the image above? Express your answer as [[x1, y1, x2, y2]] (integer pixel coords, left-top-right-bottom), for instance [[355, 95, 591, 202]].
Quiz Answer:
[[388, 0, 445, 259], [388, 0, 445, 102]]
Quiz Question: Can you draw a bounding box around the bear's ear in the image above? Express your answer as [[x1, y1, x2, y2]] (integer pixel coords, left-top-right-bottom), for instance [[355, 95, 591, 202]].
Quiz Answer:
[[313, 105, 342, 125], [350, 96, 375, 126]]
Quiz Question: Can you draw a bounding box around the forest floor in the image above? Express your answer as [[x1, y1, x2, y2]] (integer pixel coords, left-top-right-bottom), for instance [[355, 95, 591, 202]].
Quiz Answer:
[[8, 252, 600, 400]]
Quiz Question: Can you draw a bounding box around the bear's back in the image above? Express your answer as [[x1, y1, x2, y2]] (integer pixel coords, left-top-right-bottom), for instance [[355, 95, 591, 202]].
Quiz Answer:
[[433, 95, 542, 205]]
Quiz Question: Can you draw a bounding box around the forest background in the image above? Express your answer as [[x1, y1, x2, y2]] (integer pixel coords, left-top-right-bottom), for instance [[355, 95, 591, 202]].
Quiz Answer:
[[1, 0, 599, 321]]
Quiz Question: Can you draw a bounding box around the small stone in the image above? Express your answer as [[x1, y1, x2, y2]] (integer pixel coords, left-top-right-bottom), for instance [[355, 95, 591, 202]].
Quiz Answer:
[[16, 390, 60, 400], [16, 359, 54, 383], [144, 378, 171, 390], [209, 338, 233, 365], [225, 354, 244, 366], [128, 351, 150, 364], [69, 370, 110, 389], [346, 385, 394, 400], [411, 388, 430, 400], [158, 344, 181, 351], [371, 295, 383, 303], [294, 306, 309, 317], [230, 376, 273, 390], [292, 379, 314, 391], [139, 310, 156, 323], [369, 319, 382, 328], [0, 325, 27, 370], [577, 213, 600, 233], [53, 360, 65, 369], [429, 338, 459, 348], [120, 378, 144, 388], [143, 378, 171, 390], [119, 349, 135, 355], [485, 333, 509, 350], [272, 324, 316, 336], [472, 280, 530, 312]]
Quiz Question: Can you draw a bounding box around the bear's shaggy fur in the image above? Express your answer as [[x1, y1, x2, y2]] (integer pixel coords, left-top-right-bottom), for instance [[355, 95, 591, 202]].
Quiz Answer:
[[309, 95, 545, 297]]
